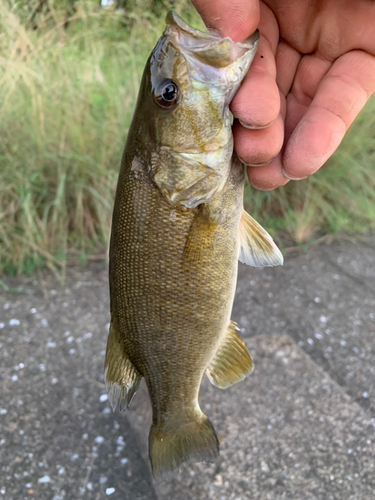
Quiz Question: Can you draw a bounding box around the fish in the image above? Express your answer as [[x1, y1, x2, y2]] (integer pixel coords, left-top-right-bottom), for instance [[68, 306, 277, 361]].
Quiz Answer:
[[105, 11, 283, 480]]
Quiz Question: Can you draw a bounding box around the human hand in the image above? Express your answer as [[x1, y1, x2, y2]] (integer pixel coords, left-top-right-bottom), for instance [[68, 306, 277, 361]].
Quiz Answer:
[[191, 0, 375, 190]]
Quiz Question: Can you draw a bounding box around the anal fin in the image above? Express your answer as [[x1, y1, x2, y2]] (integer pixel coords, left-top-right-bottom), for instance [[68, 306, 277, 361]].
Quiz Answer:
[[239, 209, 283, 267], [206, 321, 253, 389], [104, 319, 142, 412]]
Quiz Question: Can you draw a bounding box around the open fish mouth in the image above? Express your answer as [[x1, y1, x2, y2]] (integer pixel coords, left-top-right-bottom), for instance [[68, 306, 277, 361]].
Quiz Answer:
[[166, 11, 259, 68], [164, 12, 259, 100]]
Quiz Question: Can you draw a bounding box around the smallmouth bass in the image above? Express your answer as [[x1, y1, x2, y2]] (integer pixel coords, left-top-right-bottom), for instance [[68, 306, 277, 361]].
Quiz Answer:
[[105, 12, 283, 479]]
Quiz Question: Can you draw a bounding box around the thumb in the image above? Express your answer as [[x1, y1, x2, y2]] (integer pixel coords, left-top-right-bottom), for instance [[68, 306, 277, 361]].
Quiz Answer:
[[191, 0, 260, 42]]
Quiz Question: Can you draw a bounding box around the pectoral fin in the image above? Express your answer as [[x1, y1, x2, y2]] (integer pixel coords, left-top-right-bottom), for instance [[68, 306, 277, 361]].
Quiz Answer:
[[206, 321, 253, 389], [184, 204, 220, 263], [104, 319, 142, 412], [239, 210, 283, 267]]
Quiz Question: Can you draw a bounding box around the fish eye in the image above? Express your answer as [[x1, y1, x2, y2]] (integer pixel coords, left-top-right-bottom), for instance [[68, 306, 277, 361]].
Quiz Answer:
[[154, 79, 180, 108]]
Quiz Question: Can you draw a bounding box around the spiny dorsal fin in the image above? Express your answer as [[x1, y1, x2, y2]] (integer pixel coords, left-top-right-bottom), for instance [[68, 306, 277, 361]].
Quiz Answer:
[[104, 319, 142, 412], [239, 210, 284, 267], [205, 321, 253, 389]]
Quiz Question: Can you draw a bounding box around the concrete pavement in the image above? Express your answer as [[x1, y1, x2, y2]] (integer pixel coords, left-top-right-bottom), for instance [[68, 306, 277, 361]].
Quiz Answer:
[[0, 234, 374, 499]]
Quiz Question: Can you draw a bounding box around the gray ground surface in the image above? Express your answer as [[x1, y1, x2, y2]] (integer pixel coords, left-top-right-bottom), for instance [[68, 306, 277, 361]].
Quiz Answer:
[[0, 235, 374, 499]]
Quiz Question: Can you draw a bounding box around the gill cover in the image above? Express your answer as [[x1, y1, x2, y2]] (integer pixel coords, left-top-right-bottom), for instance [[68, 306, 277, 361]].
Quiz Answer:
[[149, 12, 259, 208]]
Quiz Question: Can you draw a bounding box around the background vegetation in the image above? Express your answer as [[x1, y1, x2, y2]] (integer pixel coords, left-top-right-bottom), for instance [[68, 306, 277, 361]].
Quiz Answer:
[[1, 0, 374, 276]]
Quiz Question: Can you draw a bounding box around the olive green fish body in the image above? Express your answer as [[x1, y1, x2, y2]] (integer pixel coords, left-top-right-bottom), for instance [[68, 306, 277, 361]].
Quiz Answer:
[[105, 12, 283, 479], [110, 148, 244, 403]]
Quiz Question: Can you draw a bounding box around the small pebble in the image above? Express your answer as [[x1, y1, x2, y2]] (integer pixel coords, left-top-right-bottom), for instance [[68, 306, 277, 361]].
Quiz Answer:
[[363, 392, 369, 399], [261, 461, 270, 473], [11, 375, 18, 382], [0, 409, 7, 416], [106, 488, 115, 496], [120, 458, 128, 465], [95, 436, 105, 444], [116, 436, 125, 446], [30, 308, 37, 314], [38, 475, 51, 484], [39, 364, 46, 372], [9, 319, 20, 326], [99, 476, 108, 484], [100, 394, 108, 403]]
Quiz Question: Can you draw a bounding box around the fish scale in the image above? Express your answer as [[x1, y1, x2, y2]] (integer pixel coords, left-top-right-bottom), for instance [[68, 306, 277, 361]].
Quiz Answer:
[[105, 12, 283, 479]]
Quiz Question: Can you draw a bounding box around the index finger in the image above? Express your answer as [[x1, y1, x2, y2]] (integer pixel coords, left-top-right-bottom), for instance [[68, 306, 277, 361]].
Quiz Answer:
[[191, 0, 260, 42]]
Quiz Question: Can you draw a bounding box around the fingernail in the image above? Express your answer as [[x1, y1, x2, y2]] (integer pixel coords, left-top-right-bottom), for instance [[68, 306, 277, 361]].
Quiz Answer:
[[282, 168, 306, 181], [238, 156, 271, 167], [239, 119, 274, 130]]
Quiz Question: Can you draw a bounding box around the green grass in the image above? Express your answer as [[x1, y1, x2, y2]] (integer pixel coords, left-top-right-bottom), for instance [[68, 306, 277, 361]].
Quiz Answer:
[[0, 0, 374, 275]]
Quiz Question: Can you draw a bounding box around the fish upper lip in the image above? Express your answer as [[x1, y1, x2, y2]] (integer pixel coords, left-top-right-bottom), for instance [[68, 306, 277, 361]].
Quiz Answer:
[[243, 29, 260, 47], [166, 11, 259, 47]]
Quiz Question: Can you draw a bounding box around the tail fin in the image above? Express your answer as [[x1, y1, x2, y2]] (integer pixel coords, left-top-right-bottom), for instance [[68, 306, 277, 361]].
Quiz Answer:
[[149, 411, 219, 480]]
